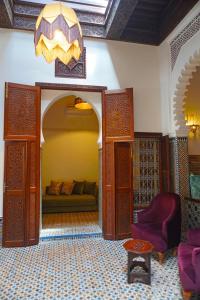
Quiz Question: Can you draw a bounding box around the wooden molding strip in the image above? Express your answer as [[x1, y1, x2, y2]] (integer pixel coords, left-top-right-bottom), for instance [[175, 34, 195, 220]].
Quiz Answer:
[[35, 82, 107, 92]]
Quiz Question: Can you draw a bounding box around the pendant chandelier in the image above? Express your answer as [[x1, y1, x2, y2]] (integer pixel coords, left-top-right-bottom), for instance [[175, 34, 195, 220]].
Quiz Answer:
[[34, 2, 83, 64], [75, 97, 92, 110]]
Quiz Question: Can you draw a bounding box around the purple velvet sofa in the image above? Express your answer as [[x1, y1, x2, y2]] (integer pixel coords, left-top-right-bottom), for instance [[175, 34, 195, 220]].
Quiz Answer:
[[178, 228, 200, 300], [131, 193, 181, 263]]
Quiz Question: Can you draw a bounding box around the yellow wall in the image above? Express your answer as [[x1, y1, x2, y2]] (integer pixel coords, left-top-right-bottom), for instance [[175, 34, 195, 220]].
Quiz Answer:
[[42, 96, 99, 189], [185, 66, 200, 155]]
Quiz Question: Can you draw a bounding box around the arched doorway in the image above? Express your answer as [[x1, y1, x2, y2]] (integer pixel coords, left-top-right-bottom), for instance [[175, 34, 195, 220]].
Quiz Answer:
[[40, 94, 102, 238], [172, 50, 200, 136]]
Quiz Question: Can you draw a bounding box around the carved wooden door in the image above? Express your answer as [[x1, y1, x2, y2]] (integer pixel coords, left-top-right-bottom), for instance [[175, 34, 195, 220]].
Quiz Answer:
[[115, 142, 133, 240], [102, 88, 134, 240], [3, 83, 41, 247]]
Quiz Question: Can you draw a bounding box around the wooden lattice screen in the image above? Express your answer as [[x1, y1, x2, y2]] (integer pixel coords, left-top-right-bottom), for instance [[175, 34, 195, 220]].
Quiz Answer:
[[133, 133, 162, 208]]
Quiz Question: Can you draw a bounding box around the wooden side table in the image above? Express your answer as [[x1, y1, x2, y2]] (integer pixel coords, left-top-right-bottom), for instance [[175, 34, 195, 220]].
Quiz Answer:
[[123, 239, 154, 285]]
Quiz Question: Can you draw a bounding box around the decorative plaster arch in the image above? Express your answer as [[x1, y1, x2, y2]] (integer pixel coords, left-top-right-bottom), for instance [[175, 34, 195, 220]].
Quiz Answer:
[[173, 49, 200, 136], [40, 90, 102, 146]]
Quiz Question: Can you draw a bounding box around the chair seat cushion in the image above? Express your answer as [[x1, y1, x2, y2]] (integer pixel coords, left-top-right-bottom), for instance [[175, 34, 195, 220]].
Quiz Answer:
[[131, 223, 167, 252], [178, 242, 195, 288]]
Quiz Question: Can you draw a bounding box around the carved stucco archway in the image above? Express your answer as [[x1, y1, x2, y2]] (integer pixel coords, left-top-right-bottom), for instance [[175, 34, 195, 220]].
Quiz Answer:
[[170, 48, 200, 235], [40, 89, 102, 147], [173, 50, 200, 136], [40, 90, 103, 230]]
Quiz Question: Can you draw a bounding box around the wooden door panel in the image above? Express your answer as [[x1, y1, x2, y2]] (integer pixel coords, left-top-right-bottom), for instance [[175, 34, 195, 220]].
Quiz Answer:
[[3, 194, 25, 247], [3, 83, 41, 248], [3, 142, 26, 247], [115, 142, 132, 239], [6, 142, 26, 190], [102, 88, 134, 240], [103, 89, 134, 141], [28, 193, 37, 244], [26, 141, 40, 245], [4, 83, 40, 140], [103, 142, 115, 239]]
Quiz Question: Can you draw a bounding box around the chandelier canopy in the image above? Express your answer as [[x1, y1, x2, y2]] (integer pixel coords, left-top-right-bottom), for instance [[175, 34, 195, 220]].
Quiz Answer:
[[34, 2, 83, 64]]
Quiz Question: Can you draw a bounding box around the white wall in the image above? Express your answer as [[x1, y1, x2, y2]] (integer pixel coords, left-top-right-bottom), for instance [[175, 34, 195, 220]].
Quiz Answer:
[[0, 29, 161, 217]]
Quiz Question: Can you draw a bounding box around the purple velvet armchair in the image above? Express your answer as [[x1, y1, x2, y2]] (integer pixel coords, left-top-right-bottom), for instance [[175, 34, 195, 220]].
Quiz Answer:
[[131, 193, 181, 263], [178, 228, 200, 300]]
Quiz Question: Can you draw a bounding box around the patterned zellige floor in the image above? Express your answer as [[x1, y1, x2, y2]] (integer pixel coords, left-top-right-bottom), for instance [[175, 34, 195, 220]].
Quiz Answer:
[[1, 216, 199, 300], [0, 224, 184, 300]]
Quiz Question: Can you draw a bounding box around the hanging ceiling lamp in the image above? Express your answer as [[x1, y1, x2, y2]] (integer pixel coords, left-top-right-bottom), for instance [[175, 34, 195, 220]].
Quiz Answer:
[[75, 97, 92, 110], [34, 2, 83, 64]]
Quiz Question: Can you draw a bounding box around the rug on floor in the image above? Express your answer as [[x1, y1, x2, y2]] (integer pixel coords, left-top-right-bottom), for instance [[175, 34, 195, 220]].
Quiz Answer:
[[0, 237, 183, 300]]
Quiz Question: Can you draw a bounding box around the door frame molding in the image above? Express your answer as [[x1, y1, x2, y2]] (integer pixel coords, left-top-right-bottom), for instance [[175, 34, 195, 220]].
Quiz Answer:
[[38, 82, 107, 235], [35, 82, 107, 93]]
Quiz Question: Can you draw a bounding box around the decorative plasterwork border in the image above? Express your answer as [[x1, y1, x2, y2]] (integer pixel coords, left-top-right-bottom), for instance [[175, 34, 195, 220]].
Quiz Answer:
[[170, 12, 200, 70], [173, 50, 200, 136]]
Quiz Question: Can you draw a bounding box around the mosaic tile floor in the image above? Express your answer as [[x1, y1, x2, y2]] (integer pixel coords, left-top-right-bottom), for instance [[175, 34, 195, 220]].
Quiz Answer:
[[0, 236, 184, 300], [41, 212, 102, 239]]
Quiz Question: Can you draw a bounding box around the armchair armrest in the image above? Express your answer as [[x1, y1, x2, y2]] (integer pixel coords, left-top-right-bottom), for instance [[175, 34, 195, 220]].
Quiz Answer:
[[187, 228, 200, 246], [192, 247, 200, 285]]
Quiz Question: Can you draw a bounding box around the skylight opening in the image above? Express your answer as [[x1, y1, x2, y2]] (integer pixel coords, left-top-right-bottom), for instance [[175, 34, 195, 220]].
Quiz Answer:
[[20, 0, 110, 15]]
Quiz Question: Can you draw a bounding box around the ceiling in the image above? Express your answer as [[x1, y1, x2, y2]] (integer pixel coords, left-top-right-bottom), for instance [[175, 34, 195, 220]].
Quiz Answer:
[[0, 0, 198, 45]]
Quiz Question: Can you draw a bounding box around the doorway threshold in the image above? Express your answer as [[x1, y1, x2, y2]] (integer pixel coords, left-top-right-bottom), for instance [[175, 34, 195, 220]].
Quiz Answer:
[[40, 226, 102, 241], [41, 211, 102, 240], [40, 231, 102, 241]]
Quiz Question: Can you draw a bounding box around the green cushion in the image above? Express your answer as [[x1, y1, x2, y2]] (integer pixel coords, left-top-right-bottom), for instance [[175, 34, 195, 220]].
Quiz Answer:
[[84, 181, 96, 195], [190, 175, 200, 199], [72, 181, 85, 195]]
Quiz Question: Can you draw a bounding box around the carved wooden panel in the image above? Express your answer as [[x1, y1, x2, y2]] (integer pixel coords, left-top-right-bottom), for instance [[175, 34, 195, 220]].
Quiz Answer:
[[6, 142, 26, 190], [30, 142, 36, 187], [3, 83, 41, 248], [4, 83, 40, 140], [102, 88, 134, 240], [3, 141, 26, 247], [103, 142, 115, 239], [55, 47, 86, 79], [28, 193, 36, 243], [104, 89, 134, 140], [4, 195, 25, 245], [26, 141, 40, 246], [115, 142, 132, 239], [105, 142, 113, 185]]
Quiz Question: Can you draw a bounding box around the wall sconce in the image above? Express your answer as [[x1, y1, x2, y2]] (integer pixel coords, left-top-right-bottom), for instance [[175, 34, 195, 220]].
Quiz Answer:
[[185, 113, 200, 135], [189, 124, 200, 134]]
